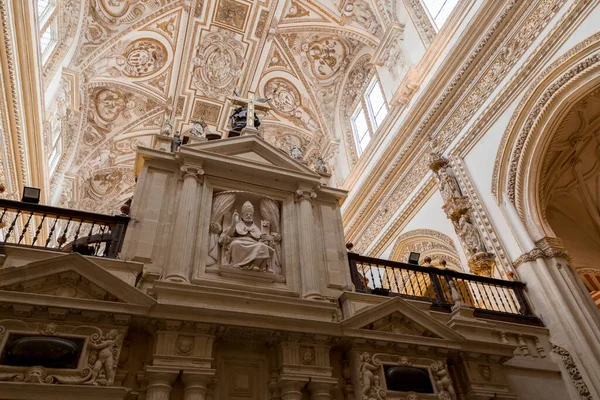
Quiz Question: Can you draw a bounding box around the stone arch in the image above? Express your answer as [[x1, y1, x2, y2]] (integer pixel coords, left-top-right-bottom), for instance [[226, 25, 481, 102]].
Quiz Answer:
[[390, 229, 462, 270], [494, 34, 600, 240]]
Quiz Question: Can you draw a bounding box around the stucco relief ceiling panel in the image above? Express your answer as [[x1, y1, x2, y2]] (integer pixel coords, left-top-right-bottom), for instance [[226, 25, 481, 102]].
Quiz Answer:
[[77, 0, 179, 67], [212, 0, 251, 33], [190, 28, 248, 100], [281, 1, 329, 23]]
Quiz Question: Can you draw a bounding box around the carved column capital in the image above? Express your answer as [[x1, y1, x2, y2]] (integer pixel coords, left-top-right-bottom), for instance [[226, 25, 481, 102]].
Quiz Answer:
[[295, 189, 317, 203], [180, 164, 205, 182]]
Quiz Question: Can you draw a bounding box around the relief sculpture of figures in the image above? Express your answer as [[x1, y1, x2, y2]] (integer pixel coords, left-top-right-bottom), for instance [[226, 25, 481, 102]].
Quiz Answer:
[[430, 361, 457, 400], [359, 352, 386, 400], [457, 214, 486, 256], [87, 329, 122, 386], [220, 201, 274, 271], [437, 165, 462, 203]]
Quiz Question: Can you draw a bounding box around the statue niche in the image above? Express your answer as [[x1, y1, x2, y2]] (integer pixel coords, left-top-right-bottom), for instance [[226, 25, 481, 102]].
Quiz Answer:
[[207, 191, 284, 282]]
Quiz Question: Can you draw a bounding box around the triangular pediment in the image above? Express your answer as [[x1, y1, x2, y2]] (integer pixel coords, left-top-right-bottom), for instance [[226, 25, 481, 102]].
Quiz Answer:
[[181, 135, 319, 176], [0, 253, 155, 306], [342, 297, 465, 342]]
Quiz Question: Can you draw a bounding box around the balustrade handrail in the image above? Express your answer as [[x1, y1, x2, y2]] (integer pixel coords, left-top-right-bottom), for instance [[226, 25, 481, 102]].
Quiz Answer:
[[350, 253, 526, 288], [348, 252, 541, 326], [0, 199, 130, 258], [0, 199, 130, 225]]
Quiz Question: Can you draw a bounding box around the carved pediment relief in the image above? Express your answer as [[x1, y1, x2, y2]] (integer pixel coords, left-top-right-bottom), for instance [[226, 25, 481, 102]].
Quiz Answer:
[[0, 254, 155, 307], [182, 134, 319, 175], [362, 311, 440, 338], [1, 272, 118, 302], [342, 298, 465, 342]]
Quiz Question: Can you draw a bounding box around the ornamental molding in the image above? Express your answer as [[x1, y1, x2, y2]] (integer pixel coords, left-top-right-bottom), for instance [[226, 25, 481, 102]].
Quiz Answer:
[[551, 343, 593, 400], [344, 0, 581, 251], [492, 31, 600, 202], [344, 0, 530, 234], [513, 237, 570, 268], [402, 0, 435, 47]]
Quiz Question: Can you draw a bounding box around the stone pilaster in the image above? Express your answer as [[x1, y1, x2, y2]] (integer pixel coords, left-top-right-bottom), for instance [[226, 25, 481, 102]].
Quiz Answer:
[[144, 369, 178, 400], [164, 163, 204, 282], [295, 188, 322, 299]]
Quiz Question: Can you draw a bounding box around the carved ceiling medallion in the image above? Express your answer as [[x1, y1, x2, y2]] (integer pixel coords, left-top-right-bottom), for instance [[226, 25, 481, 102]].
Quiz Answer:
[[122, 38, 168, 77], [93, 88, 133, 123], [192, 30, 245, 97], [93, 0, 146, 24], [264, 78, 301, 117], [305, 36, 347, 80]]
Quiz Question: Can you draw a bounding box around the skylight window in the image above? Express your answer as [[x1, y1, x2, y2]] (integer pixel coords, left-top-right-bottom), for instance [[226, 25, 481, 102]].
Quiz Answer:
[[422, 0, 459, 29]]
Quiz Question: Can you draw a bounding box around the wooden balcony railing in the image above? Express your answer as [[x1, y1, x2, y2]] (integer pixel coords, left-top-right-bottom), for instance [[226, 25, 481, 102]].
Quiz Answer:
[[0, 199, 129, 259], [348, 252, 542, 326]]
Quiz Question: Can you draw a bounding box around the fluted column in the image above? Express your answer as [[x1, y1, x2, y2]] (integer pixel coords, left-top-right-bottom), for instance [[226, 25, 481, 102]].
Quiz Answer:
[[164, 164, 204, 282], [145, 371, 178, 400], [308, 381, 335, 400], [279, 380, 306, 400], [182, 372, 211, 400], [295, 188, 322, 299]]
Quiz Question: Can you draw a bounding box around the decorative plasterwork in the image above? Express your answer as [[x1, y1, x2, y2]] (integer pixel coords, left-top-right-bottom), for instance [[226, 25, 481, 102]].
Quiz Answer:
[[402, 0, 435, 47], [390, 229, 461, 269], [492, 32, 600, 201], [345, 0, 580, 255]]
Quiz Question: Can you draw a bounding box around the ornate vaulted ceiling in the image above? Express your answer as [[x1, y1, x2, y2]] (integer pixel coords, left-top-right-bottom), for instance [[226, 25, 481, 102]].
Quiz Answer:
[[49, 0, 398, 213]]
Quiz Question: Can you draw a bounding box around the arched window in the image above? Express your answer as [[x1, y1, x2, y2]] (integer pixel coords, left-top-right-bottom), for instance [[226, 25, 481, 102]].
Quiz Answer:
[[351, 77, 388, 155], [421, 0, 459, 30], [37, 0, 58, 63]]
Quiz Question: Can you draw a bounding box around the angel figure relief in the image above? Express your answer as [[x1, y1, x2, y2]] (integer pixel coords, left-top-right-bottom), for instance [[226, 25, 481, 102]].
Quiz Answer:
[[208, 193, 283, 278]]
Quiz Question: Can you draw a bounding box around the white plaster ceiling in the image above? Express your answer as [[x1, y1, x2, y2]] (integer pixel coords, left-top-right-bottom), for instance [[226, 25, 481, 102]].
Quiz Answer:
[[53, 0, 397, 213]]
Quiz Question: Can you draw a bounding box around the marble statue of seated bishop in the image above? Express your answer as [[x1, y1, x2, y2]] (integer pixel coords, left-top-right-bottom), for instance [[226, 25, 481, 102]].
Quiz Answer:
[[219, 201, 274, 272]]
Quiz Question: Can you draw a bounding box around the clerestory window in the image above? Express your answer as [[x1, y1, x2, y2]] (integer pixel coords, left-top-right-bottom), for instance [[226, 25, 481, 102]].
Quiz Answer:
[[351, 77, 388, 156], [421, 0, 459, 30], [37, 0, 58, 63]]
